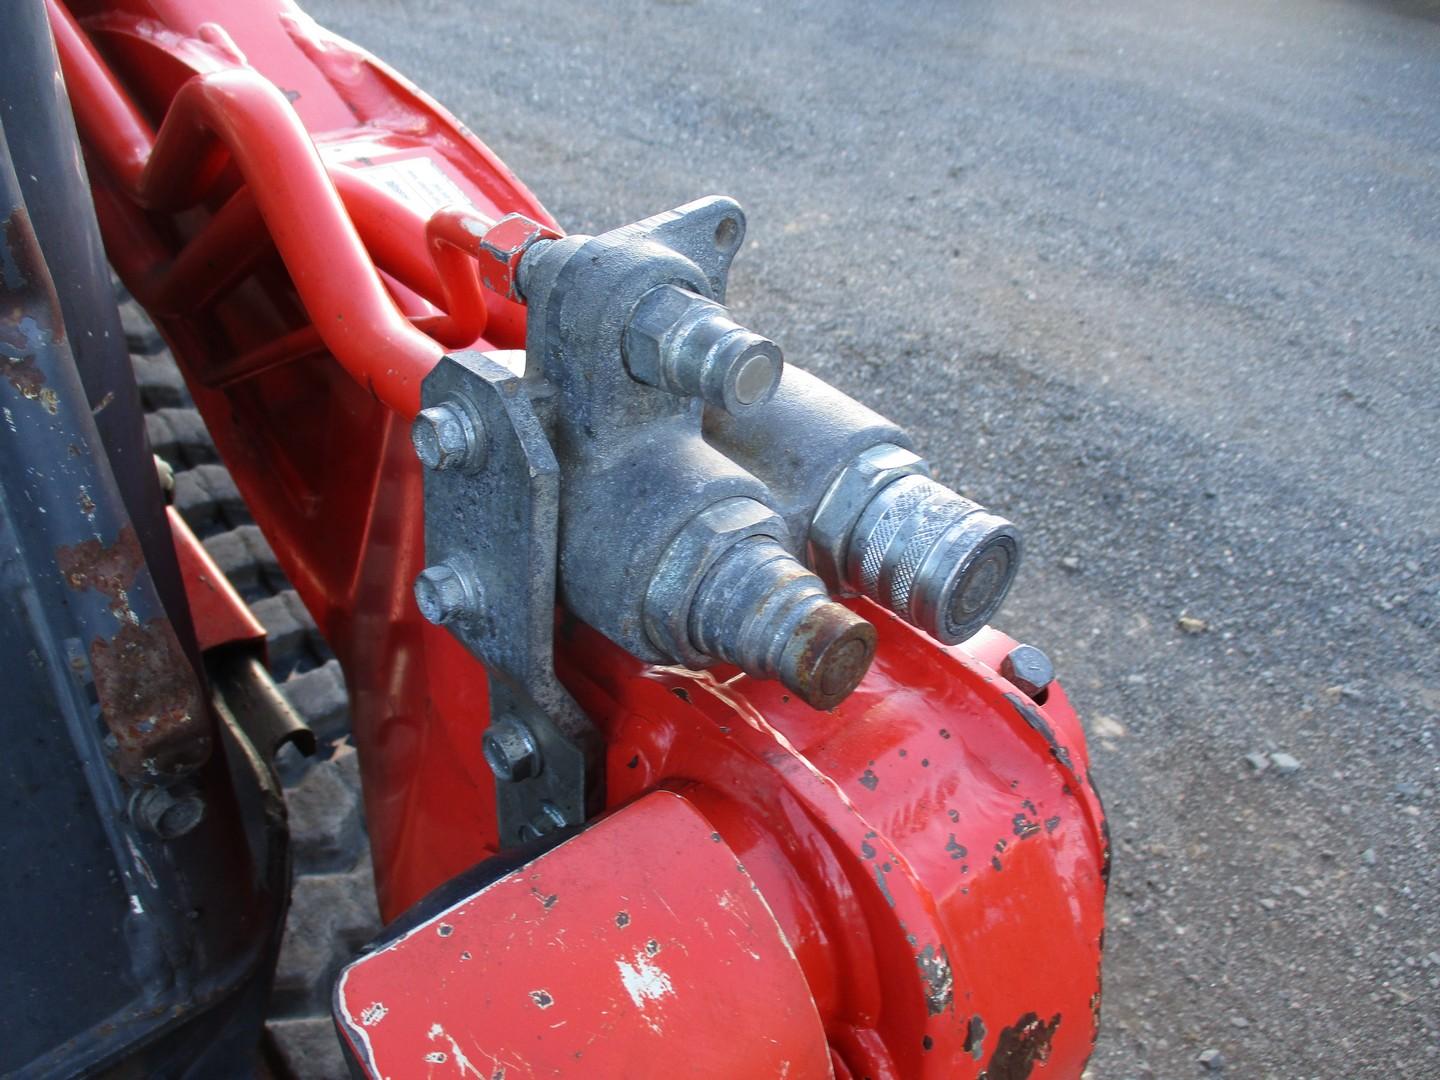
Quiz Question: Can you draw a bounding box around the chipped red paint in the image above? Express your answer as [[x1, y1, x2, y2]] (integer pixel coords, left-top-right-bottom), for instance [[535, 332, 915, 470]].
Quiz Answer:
[[50, 1, 1105, 1073]]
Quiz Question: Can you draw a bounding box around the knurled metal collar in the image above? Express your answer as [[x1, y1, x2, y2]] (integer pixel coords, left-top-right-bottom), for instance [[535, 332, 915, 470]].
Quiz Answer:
[[808, 443, 928, 591]]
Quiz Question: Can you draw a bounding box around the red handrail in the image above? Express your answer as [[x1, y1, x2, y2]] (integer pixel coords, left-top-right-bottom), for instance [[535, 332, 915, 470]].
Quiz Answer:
[[49, 0, 453, 417]]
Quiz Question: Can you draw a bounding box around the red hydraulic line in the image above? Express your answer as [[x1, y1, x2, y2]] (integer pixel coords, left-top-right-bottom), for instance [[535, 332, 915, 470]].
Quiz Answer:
[[328, 168, 494, 348], [48, 0, 441, 417]]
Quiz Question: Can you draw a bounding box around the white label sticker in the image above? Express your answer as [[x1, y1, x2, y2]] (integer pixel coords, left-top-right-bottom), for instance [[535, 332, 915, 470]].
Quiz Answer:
[[356, 156, 474, 218]]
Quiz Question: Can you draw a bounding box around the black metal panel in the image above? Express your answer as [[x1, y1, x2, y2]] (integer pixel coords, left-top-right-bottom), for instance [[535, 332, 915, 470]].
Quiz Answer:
[[0, 0, 195, 658], [0, 5, 290, 1075]]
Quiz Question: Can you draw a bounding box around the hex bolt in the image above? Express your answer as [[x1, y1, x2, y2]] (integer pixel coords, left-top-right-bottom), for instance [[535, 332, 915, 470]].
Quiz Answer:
[[844, 473, 1020, 645], [129, 786, 205, 840], [483, 716, 542, 782], [623, 284, 782, 413], [1001, 643, 1055, 701], [688, 535, 877, 709], [411, 402, 486, 472], [413, 561, 481, 625]]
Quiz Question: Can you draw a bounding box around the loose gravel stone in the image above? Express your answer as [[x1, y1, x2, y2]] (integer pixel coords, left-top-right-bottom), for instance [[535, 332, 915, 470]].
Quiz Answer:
[[1269, 753, 1302, 775]]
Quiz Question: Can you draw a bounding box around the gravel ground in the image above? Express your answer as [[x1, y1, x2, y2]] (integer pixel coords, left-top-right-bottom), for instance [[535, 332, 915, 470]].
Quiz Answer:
[[307, 1, 1440, 1075]]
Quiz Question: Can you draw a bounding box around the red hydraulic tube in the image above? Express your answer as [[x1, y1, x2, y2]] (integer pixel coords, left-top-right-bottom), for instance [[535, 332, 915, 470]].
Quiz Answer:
[[48, 0, 441, 417]]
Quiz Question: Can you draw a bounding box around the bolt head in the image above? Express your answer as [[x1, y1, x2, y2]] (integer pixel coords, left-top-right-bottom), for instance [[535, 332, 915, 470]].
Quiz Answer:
[[1001, 643, 1055, 700], [414, 563, 477, 624], [624, 283, 703, 390], [130, 786, 205, 840], [411, 404, 483, 471], [483, 718, 541, 782]]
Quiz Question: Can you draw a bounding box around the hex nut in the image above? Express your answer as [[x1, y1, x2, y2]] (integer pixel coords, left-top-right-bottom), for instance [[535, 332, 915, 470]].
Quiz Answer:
[[643, 496, 792, 668], [624, 284, 783, 413], [474, 213, 562, 301], [483, 716, 542, 782], [414, 561, 481, 625], [411, 401, 486, 472], [624, 283, 700, 390], [808, 443, 928, 589], [1001, 643, 1055, 700]]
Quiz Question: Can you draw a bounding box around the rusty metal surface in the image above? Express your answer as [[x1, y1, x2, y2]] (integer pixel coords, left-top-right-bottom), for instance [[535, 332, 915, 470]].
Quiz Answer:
[[0, 11, 287, 1067], [56, 525, 209, 779], [3, 127, 208, 786]]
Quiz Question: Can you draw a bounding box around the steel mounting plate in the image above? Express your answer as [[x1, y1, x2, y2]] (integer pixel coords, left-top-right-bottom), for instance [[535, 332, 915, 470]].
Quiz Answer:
[[421, 350, 600, 845]]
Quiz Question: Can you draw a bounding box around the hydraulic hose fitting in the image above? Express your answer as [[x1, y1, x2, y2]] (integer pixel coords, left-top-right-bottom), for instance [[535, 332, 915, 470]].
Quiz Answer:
[[624, 284, 783, 414], [813, 445, 1021, 644], [847, 473, 1020, 644], [644, 497, 876, 710], [688, 536, 876, 710]]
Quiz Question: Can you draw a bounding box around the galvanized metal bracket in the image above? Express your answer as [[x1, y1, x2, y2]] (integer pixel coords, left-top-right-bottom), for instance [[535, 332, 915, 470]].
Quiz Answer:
[[420, 350, 600, 846]]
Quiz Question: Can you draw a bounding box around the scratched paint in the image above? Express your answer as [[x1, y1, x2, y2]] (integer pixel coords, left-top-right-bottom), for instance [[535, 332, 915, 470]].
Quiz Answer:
[[616, 948, 674, 1032]]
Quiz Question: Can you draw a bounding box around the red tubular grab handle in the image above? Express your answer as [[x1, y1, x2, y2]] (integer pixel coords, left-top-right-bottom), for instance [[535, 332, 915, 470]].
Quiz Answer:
[[48, 0, 444, 417], [327, 168, 495, 350]]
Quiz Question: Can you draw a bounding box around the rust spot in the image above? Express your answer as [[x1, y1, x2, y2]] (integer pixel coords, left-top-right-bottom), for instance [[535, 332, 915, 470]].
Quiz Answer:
[[946, 835, 967, 860], [859, 768, 879, 790], [982, 1012, 1061, 1080], [438, 923, 454, 937], [1044, 815, 1061, 833], [529, 989, 554, 1009], [788, 602, 876, 710], [58, 526, 208, 781], [88, 620, 209, 781], [670, 685, 690, 702], [4, 355, 59, 412], [645, 939, 660, 957], [55, 526, 144, 616], [616, 911, 630, 928], [77, 488, 95, 515]]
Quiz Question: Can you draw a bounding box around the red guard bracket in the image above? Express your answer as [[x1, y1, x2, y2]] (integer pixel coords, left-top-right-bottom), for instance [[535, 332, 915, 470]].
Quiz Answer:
[[335, 789, 832, 1079]]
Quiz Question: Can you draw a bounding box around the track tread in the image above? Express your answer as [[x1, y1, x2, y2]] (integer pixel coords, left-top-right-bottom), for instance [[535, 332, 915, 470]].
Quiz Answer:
[[127, 323, 373, 1080]]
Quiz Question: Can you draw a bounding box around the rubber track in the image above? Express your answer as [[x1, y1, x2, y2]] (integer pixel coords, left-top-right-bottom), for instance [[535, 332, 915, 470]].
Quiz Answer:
[[123, 292, 378, 1079]]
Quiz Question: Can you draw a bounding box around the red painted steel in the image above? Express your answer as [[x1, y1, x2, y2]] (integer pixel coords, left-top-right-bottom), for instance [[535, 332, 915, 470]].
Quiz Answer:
[[336, 790, 833, 1078], [51, 2, 1107, 1075], [167, 506, 266, 655]]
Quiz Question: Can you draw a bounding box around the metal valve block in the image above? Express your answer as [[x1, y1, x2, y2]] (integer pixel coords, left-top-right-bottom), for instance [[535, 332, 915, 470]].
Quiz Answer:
[[413, 196, 1020, 842]]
